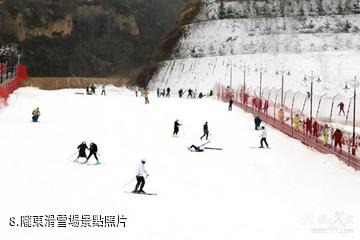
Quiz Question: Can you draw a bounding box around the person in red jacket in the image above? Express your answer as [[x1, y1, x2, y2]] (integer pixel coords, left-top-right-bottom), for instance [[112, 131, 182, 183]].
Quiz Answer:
[[257, 98, 262, 112], [305, 118, 312, 135], [243, 93, 249, 105], [252, 97, 257, 109], [312, 120, 319, 138], [332, 128, 343, 153], [263, 100, 269, 114]]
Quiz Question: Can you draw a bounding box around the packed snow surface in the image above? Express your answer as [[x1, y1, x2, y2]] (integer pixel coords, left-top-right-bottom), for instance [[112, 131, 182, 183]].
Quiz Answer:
[[1, 87, 360, 240]]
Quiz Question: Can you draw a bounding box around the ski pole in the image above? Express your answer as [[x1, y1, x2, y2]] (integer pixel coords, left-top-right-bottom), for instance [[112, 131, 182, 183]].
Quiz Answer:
[[121, 178, 135, 188], [67, 151, 78, 160]]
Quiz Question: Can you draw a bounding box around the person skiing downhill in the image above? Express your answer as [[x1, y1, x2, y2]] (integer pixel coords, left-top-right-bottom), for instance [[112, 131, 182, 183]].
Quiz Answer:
[[76, 141, 88, 161], [32, 107, 41, 122], [133, 159, 149, 193], [84, 142, 100, 165], [173, 120, 182, 136], [338, 102, 345, 116], [200, 122, 209, 140], [259, 126, 269, 148]]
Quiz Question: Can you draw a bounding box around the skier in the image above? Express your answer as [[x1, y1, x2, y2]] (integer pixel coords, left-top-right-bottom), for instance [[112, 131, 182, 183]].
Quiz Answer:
[[178, 89, 183, 98], [193, 89, 197, 98], [293, 114, 301, 131], [254, 116, 262, 130], [257, 98, 262, 112], [84, 142, 100, 165], [173, 120, 182, 136], [161, 89, 166, 97], [86, 85, 90, 95], [188, 144, 204, 152], [259, 126, 269, 148], [187, 88, 193, 98], [243, 92, 249, 105], [76, 141, 88, 161], [133, 159, 149, 193], [312, 120, 319, 138], [305, 118, 312, 135], [166, 87, 171, 97], [32, 107, 41, 122], [263, 100, 269, 114], [338, 102, 345, 116], [144, 89, 150, 104], [323, 124, 330, 147], [198, 92, 203, 99], [332, 128, 343, 153], [90, 84, 96, 94], [157, 88, 160, 98], [200, 122, 209, 140], [278, 108, 285, 123], [101, 84, 106, 96], [228, 97, 233, 111]]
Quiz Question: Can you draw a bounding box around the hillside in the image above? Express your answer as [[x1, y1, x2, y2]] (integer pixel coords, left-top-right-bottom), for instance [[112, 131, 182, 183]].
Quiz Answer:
[[149, 0, 360, 96], [0, 0, 187, 78]]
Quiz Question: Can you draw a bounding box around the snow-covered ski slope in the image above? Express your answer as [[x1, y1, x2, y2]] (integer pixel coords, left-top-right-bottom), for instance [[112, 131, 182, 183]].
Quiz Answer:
[[150, 0, 360, 98], [1, 87, 360, 240]]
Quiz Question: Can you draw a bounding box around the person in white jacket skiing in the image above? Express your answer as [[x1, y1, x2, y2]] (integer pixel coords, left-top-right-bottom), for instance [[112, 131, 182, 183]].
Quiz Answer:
[[133, 159, 149, 193], [259, 126, 269, 148]]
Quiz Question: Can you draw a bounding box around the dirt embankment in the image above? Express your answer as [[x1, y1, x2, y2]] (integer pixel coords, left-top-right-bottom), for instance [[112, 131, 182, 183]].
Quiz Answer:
[[21, 77, 130, 90]]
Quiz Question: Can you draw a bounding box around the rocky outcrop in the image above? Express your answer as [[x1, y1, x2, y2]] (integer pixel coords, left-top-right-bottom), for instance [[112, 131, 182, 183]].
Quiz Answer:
[[0, 0, 187, 80], [10, 14, 73, 41]]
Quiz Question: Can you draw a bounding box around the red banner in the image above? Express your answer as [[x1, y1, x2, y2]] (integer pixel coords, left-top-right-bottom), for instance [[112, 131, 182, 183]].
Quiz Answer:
[[0, 64, 28, 106]]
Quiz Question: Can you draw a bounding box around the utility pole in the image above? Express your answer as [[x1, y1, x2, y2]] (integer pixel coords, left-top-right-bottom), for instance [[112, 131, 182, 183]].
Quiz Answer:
[[303, 70, 321, 122], [255, 65, 266, 100], [276, 66, 291, 106], [240, 62, 250, 103], [344, 76, 360, 155]]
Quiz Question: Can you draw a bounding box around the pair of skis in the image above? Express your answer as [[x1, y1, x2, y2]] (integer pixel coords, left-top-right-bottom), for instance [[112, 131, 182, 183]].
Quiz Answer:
[[124, 191, 157, 196]]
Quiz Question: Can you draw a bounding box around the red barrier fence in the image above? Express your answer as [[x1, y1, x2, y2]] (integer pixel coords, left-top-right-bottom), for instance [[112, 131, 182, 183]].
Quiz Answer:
[[0, 64, 28, 108], [215, 84, 360, 170]]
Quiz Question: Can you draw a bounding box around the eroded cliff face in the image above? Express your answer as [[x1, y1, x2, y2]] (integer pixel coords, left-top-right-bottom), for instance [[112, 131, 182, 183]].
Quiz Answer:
[[2, 14, 74, 41], [0, 0, 187, 78]]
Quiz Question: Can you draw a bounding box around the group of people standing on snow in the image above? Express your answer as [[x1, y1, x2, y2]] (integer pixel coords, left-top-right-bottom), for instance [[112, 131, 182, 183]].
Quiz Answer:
[[290, 112, 356, 153], [155, 87, 213, 99], [246, 95, 359, 153], [133, 86, 213, 105], [134, 87, 150, 104], [85, 84, 106, 96]]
